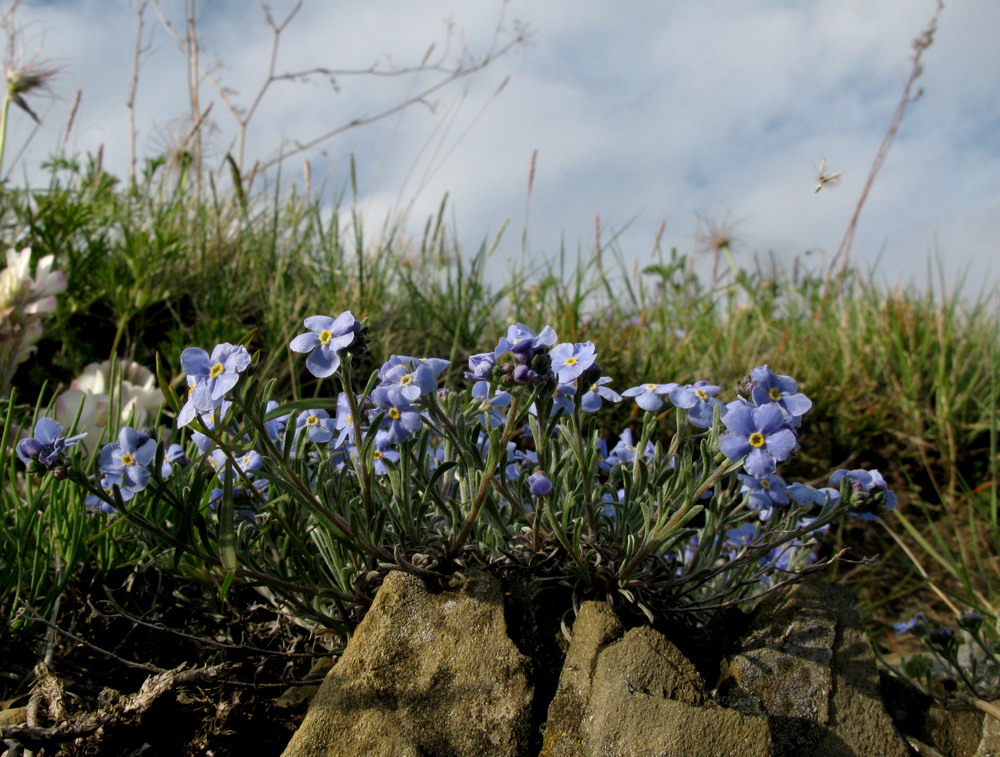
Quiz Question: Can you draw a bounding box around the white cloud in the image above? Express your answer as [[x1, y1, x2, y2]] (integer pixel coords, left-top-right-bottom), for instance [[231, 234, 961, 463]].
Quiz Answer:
[[9, 0, 999, 298]]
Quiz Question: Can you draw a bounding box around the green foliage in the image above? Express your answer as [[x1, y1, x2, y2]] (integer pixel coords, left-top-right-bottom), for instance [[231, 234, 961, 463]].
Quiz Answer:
[[1, 152, 998, 663]]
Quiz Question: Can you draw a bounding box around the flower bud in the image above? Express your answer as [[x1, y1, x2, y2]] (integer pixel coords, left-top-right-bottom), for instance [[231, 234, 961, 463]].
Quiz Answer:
[[958, 610, 983, 632], [513, 364, 536, 384], [528, 470, 553, 496], [930, 625, 954, 649]]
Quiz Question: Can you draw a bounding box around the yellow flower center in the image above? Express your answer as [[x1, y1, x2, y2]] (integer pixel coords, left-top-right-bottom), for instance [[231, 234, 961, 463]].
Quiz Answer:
[[768, 387, 781, 401], [400, 374, 413, 386], [389, 408, 401, 420], [760, 479, 771, 489], [696, 389, 709, 401], [565, 356, 578, 367], [209, 362, 224, 379], [120, 453, 136, 466], [319, 329, 333, 346], [373, 450, 383, 460], [306, 415, 319, 426], [749, 432, 766, 448], [241, 455, 252, 467], [645, 383, 657, 391]]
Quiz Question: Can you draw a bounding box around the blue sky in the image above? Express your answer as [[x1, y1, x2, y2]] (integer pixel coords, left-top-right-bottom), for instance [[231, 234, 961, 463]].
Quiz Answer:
[[11, 0, 1000, 296]]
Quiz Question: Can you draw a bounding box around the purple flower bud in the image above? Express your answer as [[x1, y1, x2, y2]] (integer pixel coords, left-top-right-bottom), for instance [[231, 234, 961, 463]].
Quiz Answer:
[[931, 626, 954, 647], [528, 470, 553, 496], [513, 365, 536, 384], [958, 611, 982, 632]]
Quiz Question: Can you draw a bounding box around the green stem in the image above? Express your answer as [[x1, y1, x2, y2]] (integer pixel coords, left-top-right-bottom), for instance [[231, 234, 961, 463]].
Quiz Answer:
[[618, 457, 736, 581], [340, 363, 373, 520], [235, 397, 392, 563], [0, 92, 10, 180], [449, 395, 523, 559]]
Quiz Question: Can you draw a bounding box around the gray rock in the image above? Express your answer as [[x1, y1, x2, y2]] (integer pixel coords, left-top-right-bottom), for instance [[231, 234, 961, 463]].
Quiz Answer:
[[282, 570, 533, 757], [541, 601, 771, 757], [977, 706, 1000, 756], [722, 579, 909, 756]]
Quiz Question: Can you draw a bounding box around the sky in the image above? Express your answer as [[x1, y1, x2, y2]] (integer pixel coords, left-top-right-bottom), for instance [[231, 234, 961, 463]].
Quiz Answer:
[[9, 0, 1000, 298]]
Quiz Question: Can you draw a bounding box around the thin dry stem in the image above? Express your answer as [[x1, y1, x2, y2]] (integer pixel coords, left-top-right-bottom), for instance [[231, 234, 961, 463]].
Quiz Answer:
[[126, 0, 152, 182], [821, 0, 944, 299]]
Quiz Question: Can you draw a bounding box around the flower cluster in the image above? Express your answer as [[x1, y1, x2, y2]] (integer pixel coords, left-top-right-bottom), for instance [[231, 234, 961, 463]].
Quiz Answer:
[[15, 313, 893, 629]]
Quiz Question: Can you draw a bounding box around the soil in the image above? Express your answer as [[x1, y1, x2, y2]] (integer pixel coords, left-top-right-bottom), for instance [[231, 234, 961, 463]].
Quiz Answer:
[[0, 566, 331, 756]]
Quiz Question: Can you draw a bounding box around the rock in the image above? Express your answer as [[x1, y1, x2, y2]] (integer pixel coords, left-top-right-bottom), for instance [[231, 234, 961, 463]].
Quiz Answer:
[[541, 601, 771, 756], [977, 707, 1000, 756], [281, 570, 533, 757], [918, 702, 985, 756], [721, 579, 909, 756]]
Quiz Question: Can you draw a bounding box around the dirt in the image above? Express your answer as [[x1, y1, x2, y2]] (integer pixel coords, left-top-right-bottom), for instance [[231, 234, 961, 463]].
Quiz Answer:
[[0, 566, 333, 756]]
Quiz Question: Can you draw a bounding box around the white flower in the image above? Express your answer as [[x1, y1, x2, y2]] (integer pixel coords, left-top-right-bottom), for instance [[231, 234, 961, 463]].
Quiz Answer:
[[55, 359, 164, 446], [0, 248, 66, 316]]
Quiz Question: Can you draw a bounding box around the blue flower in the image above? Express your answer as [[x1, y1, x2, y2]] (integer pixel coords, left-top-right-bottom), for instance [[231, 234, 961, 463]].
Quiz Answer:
[[549, 382, 577, 418], [622, 382, 679, 412], [600, 488, 625, 517], [380, 355, 450, 382], [178, 344, 251, 426], [368, 434, 400, 475], [264, 400, 289, 444], [209, 448, 263, 482], [289, 312, 360, 378], [549, 341, 597, 384], [85, 475, 133, 514], [725, 522, 758, 559], [189, 401, 233, 453], [465, 352, 496, 382], [894, 614, 926, 635], [830, 468, 897, 521], [295, 408, 336, 444], [786, 482, 839, 509], [580, 376, 622, 413], [99, 427, 157, 493], [333, 392, 360, 448], [678, 381, 725, 428], [160, 443, 187, 478], [603, 428, 655, 468], [749, 365, 812, 420], [528, 470, 553, 496], [719, 403, 797, 477], [471, 380, 510, 429], [738, 473, 790, 515], [378, 360, 438, 405], [16, 417, 86, 471], [505, 447, 538, 481], [370, 385, 422, 444], [495, 323, 557, 357]]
